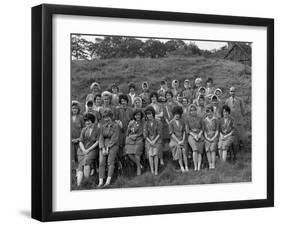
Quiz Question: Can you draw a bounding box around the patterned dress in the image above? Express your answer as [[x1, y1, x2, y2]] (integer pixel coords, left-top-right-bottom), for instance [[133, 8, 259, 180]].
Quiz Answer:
[[202, 117, 219, 152], [218, 117, 235, 150], [125, 120, 144, 155], [143, 119, 162, 158], [77, 123, 100, 170], [169, 119, 186, 160], [185, 116, 204, 153]]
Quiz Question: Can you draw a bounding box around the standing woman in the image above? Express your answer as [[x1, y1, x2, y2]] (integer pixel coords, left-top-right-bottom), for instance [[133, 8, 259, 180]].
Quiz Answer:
[[111, 83, 121, 107], [171, 79, 182, 100], [144, 107, 162, 175], [115, 94, 134, 153], [127, 83, 137, 107], [76, 113, 100, 187], [99, 91, 116, 123], [71, 101, 85, 165], [157, 80, 169, 103], [182, 79, 194, 101], [195, 95, 206, 119], [139, 81, 151, 108], [218, 105, 235, 161], [85, 82, 101, 111], [124, 109, 145, 175], [185, 104, 204, 171], [182, 97, 191, 115], [93, 94, 102, 112], [98, 110, 120, 187], [202, 106, 219, 169], [133, 96, 143, 110], [147, 92, 164, 165], [169, 106, 189, 173], [162, 91, 178, 152]]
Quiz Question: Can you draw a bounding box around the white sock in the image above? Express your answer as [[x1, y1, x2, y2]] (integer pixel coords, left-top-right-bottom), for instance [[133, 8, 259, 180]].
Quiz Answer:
[[77, 171, 83, 186]]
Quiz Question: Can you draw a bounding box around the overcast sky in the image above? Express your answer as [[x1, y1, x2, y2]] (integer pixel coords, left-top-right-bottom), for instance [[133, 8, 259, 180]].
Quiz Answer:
[[78, 35, 228, 51]]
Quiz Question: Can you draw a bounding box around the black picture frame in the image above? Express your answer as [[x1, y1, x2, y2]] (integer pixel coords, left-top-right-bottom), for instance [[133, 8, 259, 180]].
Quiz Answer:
[[31, 4, 274, 222]]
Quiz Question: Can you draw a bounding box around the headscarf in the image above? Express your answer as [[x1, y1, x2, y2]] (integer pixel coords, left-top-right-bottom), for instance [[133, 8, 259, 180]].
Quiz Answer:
[[90, 82, 101, 91]]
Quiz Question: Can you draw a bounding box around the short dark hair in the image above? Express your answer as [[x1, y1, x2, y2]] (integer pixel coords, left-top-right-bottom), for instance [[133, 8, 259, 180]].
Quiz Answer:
[[83, 113, 96, 123], [172, 105, 183, 116], [165, 90, 173, 98], [144, 106, 156, 118], [206, 78, 213, 84], [149, 92, 159, 101], [111, 84, 119, 91], [87, 101, 93, 107], [221, 105, 231, 117], [128, 83, 136, 90], [119, 94, 129, 104], [71, 102, 80, 114], [94, 94, 101, 102], [133, 109, 144, 120], [206, 105, 214, 113]]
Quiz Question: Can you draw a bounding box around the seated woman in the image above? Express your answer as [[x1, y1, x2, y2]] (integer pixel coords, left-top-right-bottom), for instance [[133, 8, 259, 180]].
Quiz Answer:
[[124, 109, 145, 176], [98, 109, 120, 188], [202, 105, 219, 169], [147, 92, 164, 165], [218, 105, 235, 161], [185, 104, 204, 171], [169, 106, 188, 173], [76, 113, 100, 187], [144, 106, 162, 175]]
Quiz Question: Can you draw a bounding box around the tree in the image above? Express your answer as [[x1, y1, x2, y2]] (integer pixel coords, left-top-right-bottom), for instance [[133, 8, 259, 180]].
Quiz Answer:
[[142, 39, 167, 58], [71, 35, 92, 60], [165, 39, 187, 53]]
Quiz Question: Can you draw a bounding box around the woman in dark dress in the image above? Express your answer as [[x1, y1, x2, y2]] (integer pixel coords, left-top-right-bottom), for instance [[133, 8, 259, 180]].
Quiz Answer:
[[76, 113, 99, 187], [115, 94, 134, 153], [124, 109, 145, 175]]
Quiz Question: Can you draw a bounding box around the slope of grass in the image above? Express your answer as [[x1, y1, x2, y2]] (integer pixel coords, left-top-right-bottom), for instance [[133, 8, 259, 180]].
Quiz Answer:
[[71, 152, 251, 190], [71, 56, 252, 190]]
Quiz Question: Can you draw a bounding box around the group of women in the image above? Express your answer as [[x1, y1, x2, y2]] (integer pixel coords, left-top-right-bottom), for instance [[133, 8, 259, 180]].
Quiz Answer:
[[71, 77, 246, 188]]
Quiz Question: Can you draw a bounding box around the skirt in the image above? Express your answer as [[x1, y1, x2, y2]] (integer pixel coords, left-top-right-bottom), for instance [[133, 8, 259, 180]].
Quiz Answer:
[[77, 147, 99, 171], [205, 138, 218, 152], [188, 135, 204, 154], [169, 139, 186, 160], [125, 137, 144, 156], [145, 140, 161, 158], [218, 135, 235, 150]]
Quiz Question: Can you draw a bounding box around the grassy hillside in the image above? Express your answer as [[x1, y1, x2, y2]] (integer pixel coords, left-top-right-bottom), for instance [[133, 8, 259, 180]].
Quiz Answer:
[[71, 56, 251, 107], [71, 56, 252, 190]]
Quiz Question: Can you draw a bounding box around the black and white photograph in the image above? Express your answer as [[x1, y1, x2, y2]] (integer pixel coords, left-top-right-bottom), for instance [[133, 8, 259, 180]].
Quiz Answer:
[[71, 34, 252, 190]]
